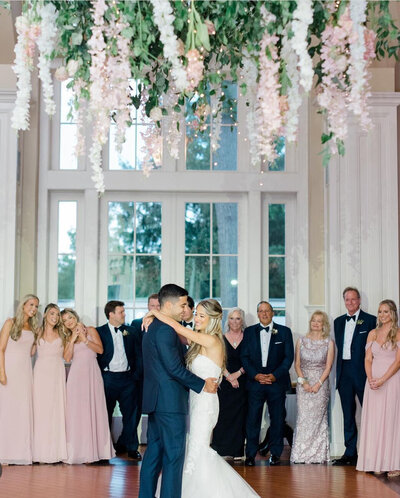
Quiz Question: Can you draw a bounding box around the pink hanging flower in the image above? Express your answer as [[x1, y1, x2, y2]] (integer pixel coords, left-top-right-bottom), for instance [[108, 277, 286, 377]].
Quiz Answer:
[[186, 48, 204, 92]]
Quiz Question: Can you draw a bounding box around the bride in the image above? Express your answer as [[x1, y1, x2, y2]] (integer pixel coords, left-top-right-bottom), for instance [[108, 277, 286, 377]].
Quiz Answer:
[[144, 298, 259, 498]]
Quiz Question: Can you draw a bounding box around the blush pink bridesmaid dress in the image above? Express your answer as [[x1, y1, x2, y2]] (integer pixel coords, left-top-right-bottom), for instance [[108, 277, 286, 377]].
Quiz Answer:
[[65, 336, 115, 464], [33, 336, 67, 462], [0, 330, 34, 464]]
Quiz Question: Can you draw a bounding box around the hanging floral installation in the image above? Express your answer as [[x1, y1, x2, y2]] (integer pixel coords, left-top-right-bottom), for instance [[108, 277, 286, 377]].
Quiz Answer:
[[9, 0, 400, 193]]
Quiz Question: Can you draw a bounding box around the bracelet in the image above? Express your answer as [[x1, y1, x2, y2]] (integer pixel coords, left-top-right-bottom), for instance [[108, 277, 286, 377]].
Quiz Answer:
[[297, 376, 308, 385], [318, 379, 323, 386]]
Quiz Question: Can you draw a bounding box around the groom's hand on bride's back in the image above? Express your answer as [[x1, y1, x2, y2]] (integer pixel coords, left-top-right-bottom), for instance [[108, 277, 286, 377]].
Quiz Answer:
[[203, 377, 218, 393]]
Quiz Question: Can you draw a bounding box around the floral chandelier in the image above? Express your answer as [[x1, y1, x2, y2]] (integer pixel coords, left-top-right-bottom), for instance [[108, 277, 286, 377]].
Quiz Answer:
[[9, 0, 400, 193]]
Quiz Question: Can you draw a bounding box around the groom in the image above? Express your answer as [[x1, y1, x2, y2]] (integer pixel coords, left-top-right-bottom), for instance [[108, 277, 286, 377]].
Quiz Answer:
[[139, 284, 218, 498]]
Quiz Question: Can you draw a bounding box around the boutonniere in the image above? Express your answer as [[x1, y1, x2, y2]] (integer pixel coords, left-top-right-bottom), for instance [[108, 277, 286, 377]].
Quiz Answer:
[[356, 319, 364, 325], [122, 330, 129, 337], [271, 328, 278, 335]]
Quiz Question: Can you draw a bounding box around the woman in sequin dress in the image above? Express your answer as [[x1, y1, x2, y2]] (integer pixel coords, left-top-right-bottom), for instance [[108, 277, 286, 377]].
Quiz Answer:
[[291, 311, 334, 464]]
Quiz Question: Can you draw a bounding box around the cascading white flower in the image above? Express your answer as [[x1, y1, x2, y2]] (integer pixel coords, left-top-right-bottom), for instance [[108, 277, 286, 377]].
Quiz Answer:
[[37, 3, 58, 117], [240, 49, 258, 166], [348, 0, 372, 130], [162, 84, 183, 160], [150, 0, 188, 92], [281, 27, 302, 143], [210, 85, 222, 153], [291, 0, 313, 93]]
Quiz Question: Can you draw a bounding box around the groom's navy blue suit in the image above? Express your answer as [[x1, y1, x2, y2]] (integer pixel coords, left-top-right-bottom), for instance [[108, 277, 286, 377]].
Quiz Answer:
[[334, 309, 376, 457], [139, 318, 204, 498], [241, 322, 294, 459]]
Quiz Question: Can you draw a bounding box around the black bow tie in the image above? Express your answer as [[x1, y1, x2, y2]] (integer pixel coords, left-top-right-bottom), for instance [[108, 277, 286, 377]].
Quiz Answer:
[[114, 326, 124, 333], [260, 325, 270, 332], [182, 321, 193, 328], [346, 315, 356, 322]]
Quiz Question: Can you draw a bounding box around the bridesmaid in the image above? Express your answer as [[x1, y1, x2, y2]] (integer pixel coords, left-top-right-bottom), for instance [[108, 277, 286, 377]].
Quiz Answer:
[[357, 300, 400, 476], [0, 294, 39, 464], [33, 303, 68, 463], [211, 308, 247, 459], [62, 309, 115, 463], [291, 311, 334, 464]]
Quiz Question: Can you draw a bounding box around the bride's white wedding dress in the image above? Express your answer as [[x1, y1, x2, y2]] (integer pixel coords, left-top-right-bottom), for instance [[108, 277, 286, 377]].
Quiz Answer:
[[182, 354, 260, 498]]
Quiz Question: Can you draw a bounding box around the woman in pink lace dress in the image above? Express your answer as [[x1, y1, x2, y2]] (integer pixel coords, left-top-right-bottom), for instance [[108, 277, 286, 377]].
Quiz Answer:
[[0, 295, 39, 465], [62, 309, 115, 464], [33, 303, 68, 463], [291, 311, 334, 464], [357, 299, 400, 477]]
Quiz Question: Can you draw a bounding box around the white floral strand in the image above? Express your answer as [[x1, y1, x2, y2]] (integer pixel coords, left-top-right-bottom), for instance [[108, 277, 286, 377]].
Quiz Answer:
[[163, 84, 183, 159], [348, 0, 371, 130], [291, 0, 313, 92], [240, 49, 258, 166], [11, 14, 39, 130], [210, 85, 222, 152], [150, 0, 188, 92], [37, 3, 58, 116], [281, 27, 302, 143]]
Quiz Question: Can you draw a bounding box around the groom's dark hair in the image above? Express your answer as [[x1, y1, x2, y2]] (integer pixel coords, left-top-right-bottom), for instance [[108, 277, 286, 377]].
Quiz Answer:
[[158, 284, 188, 307]]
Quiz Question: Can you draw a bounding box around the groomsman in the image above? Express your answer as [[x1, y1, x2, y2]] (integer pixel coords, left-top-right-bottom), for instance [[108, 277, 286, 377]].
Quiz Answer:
[[241, 301, 294, 466], [130, 293, 160, 448], [332, 287, 376, 465], [181, 295, 195, 329], [97, 300, 143, 460]]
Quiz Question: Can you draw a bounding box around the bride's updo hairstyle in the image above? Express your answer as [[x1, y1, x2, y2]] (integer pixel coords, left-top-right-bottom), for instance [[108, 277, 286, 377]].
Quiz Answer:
[[186, 298, 226, 371]]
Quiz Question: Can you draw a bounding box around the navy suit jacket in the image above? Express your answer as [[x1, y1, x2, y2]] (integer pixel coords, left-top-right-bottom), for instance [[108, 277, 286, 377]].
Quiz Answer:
[[96, 323, 143, 382], [241, 322, 294, 391], [334, 309, 376, 390], [142, 317, 204, 415]]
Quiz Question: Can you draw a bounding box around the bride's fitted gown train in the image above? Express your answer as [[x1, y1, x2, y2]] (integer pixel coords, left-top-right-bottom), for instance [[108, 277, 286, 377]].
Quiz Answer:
[[182, 355, 259, 498]]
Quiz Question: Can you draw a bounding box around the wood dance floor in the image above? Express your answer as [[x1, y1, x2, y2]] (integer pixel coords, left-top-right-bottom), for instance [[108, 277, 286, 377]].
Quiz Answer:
[[1, 447, 399, 498]]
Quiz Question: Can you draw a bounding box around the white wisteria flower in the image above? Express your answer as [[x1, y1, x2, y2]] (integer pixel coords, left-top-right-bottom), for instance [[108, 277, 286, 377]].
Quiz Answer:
[[291, 0, 314, 93]]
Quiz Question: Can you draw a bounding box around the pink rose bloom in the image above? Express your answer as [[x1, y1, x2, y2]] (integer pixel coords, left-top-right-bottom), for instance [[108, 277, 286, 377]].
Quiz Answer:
[[204, 19, 215, 35]]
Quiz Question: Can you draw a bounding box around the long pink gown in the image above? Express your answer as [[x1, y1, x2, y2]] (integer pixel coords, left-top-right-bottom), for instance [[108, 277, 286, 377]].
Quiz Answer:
[[0, 330, 34, 464], [357, 341, 400, 472], [65, 337, 115, 464], [33, 337, 67, 462]]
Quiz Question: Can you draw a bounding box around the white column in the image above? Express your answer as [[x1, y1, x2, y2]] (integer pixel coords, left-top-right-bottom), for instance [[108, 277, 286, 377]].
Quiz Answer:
[[0, 91, 18, 319], [325, 92, 400, 456]]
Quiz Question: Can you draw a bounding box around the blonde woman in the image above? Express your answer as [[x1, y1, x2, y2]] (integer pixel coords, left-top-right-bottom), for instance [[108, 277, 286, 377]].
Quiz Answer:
[[357, 300, 400, 476], [0, 294, 39, 464], [212, 307, 247, 459], [144, 298, 260, 498], [61, 309, 114, 464], [33, 303, 68, 463], [291, 311, 334, 464]]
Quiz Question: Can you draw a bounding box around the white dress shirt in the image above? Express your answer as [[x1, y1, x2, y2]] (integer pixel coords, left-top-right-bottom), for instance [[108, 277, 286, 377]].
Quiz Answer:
[[260, 321, 273, 367], [107, 322, 129, 372], [342, 309, 360, 360]]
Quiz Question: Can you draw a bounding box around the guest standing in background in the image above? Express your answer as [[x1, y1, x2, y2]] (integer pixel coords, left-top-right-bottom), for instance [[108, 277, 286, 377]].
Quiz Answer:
[[291, 311, 334, 464], [33, 303, 68, 463], [357, 300, 400, 476], [97, 300, 142, 460], [130, 293, 160, 454], [62, 309, 115, 464], [212, 307, 247, 459], [0, 295, 39, 464], [333, 287, 376, 465], [241, 301, 294, 466]]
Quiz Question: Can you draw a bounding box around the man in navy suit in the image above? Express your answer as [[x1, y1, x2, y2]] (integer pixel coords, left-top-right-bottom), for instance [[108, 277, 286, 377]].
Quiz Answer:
[[97, 300, 143, 460], [332, 287, 376, 465], [241, 301, 294, 466], [139, 284, 218, 498]]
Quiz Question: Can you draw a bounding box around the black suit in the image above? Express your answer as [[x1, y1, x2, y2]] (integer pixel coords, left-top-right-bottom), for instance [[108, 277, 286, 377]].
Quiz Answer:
[[334, 309, 376, 457], [97, 323, 143, 452], [241, 322, 294, 458]]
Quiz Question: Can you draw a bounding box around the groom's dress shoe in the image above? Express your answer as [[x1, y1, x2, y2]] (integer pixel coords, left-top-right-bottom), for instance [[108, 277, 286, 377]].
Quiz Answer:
[[127, 450, 142, 460], [332, 455, 357, 466], [269, 455, 280, 465], [245, 457, 255, 466]]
